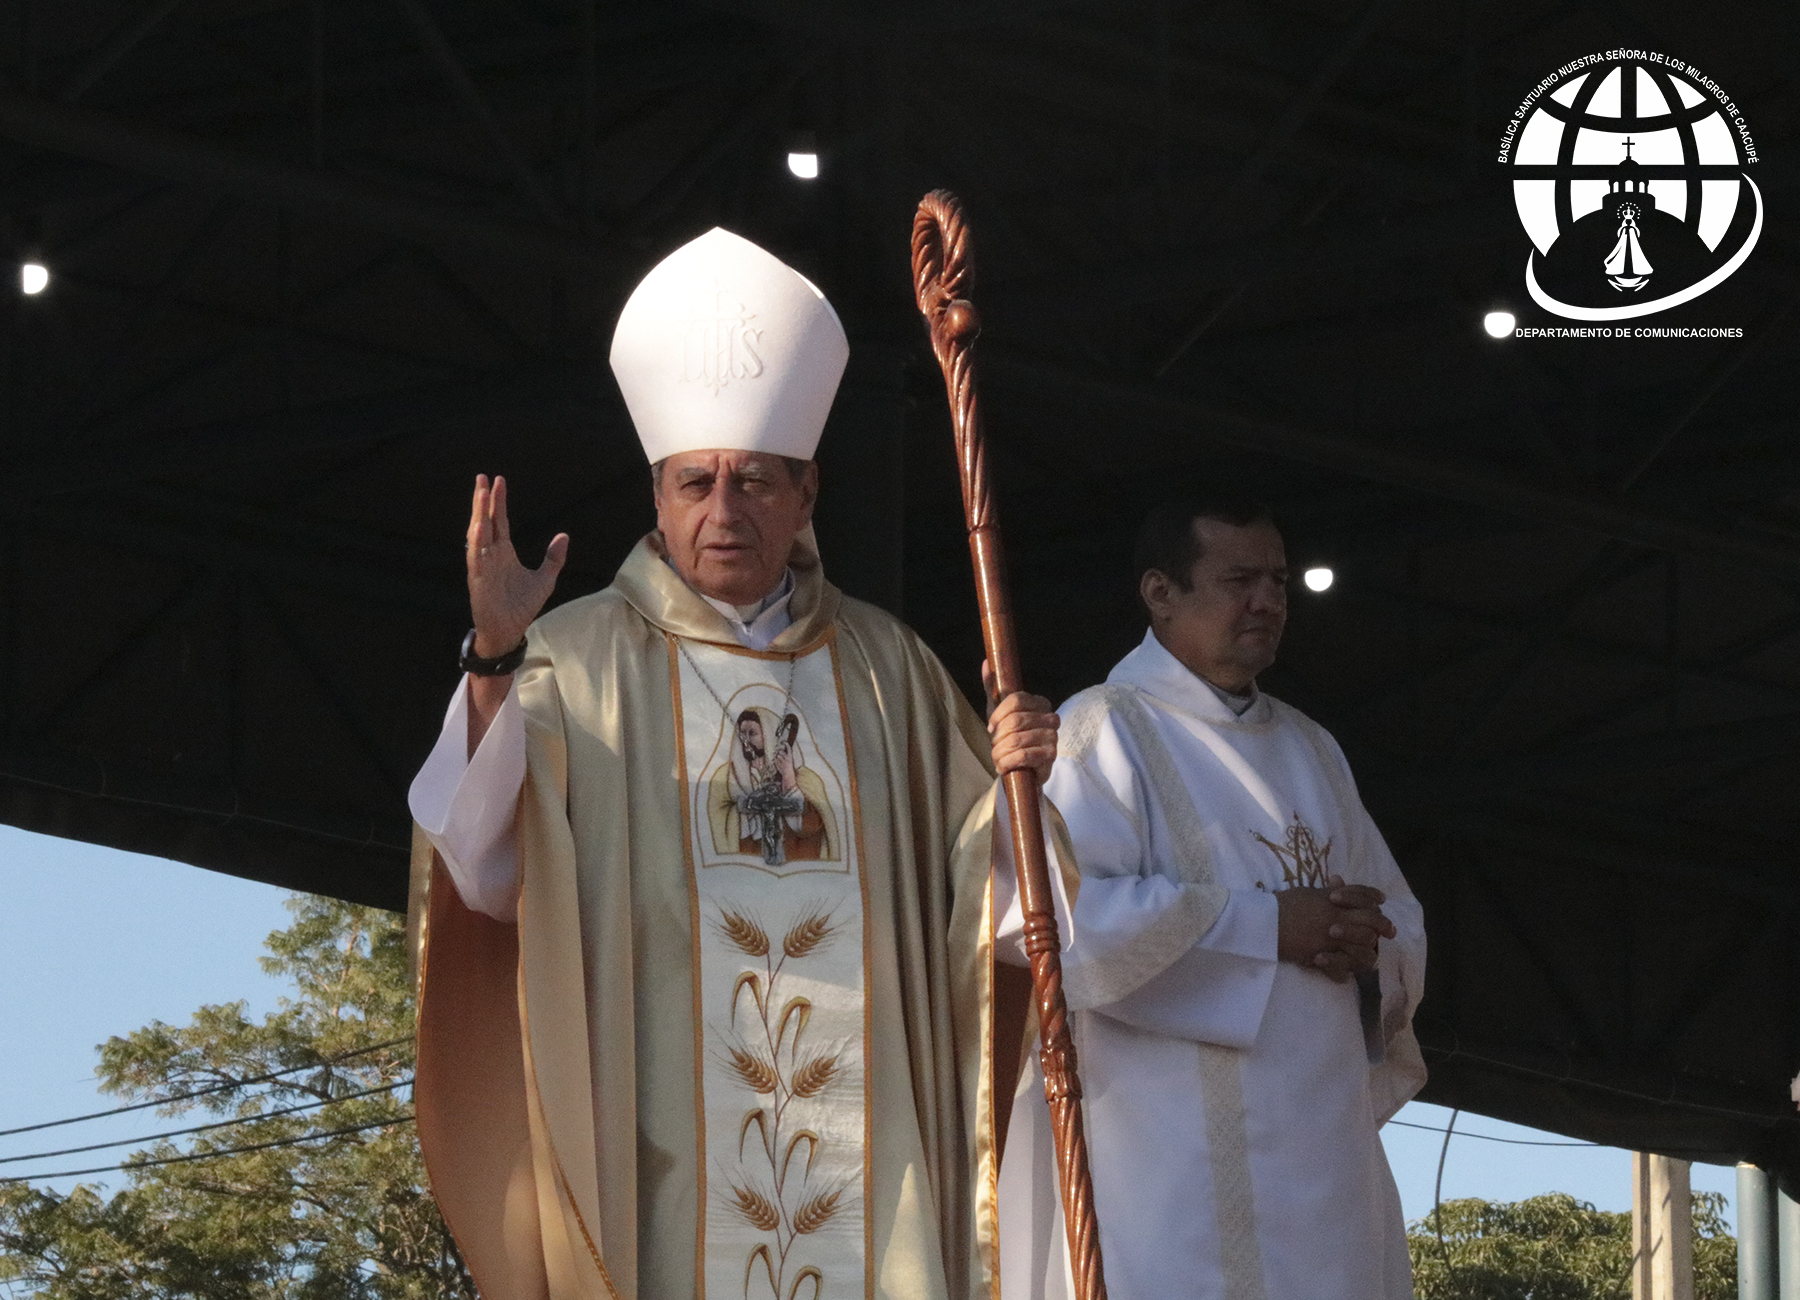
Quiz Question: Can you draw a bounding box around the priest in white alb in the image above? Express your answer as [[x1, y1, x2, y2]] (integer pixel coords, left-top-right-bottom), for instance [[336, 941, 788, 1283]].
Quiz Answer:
[[405, 229, 1059, 1300], [995, 497, 1427, 1300]]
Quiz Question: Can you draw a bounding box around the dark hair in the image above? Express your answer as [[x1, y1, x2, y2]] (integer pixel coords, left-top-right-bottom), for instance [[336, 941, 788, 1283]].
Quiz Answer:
[[1133, 494, 1277, 594], [652, 455, 812, 490]]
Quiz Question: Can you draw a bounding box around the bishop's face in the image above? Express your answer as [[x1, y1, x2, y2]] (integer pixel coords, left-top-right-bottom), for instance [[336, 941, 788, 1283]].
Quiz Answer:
[[1142, 517, 1289, 694], [654, 449, 818, 606]]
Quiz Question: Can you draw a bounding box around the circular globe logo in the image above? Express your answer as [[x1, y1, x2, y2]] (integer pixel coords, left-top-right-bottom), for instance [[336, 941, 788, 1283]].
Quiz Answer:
[[1499, 51, 1762, 320]]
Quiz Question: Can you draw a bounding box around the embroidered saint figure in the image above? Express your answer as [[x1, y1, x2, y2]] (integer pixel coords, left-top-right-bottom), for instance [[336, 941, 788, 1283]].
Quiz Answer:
[[710, 707, 841, 864]]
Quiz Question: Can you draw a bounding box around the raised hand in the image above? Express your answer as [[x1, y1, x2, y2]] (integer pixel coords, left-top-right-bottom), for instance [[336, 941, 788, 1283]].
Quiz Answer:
[[466, 474, 569, 657]]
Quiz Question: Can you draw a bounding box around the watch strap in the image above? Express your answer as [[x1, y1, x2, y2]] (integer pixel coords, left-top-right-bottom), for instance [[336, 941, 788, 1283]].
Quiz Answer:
[[459, 628, 528, 677]]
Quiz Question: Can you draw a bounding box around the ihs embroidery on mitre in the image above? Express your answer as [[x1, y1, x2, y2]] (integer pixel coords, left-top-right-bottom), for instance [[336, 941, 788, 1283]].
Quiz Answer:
[[1250, 813, 1333, 890], [680, 281, 765, 395]]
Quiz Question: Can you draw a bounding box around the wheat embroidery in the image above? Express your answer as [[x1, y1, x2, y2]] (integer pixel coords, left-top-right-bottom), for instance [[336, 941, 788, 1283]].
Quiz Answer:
[[712, 902, 849, 1299]]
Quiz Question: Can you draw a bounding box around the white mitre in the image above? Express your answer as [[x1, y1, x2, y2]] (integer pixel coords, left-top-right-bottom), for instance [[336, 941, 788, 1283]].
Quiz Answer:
[[609, 227, 848, 463]]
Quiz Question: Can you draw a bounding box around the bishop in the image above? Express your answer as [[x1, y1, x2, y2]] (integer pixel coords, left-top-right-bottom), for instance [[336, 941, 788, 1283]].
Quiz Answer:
[[407, 228, 1058, 1300]]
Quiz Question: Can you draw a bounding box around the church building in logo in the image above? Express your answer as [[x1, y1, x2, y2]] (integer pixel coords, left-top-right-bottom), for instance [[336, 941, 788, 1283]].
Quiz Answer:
[[1501, 52, 1762, 321]]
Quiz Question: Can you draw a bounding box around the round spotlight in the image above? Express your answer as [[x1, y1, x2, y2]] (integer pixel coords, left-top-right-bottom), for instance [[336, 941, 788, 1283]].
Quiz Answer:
[[1483, 310, 1516, 338], [20, 262, 48, 296], [1303, 567, 1334, 593], [786, 152, 819, 180]]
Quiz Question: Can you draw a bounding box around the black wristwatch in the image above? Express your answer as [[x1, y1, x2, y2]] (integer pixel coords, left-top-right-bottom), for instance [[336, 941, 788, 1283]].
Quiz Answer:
[[459, 629, 528, 677]]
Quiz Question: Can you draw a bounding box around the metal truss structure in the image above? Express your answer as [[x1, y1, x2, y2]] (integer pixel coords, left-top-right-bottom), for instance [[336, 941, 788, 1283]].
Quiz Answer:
[[1, 0, 1797, 1171]]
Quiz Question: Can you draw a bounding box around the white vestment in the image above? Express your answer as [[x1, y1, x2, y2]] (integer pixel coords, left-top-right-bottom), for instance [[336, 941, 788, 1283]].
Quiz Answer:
[[995, 630, 1426, 1300]]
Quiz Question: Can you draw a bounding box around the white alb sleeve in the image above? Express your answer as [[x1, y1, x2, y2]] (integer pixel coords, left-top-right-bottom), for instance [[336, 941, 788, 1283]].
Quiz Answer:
[[406, 677, 525, 923], [995, 735, 1281, 1049], [1090, 886, 1277, 1048]]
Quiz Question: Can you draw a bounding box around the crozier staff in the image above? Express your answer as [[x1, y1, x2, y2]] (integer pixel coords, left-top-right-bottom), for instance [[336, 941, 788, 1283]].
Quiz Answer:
[[996, 497, 1427, 1300], [407, 228, 1057, 1300]]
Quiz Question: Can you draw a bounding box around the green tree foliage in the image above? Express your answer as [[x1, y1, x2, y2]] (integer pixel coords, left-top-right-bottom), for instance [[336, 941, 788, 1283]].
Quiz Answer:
[[1409, 1189, 1736, 1300], [0, 896, 472, 1300]]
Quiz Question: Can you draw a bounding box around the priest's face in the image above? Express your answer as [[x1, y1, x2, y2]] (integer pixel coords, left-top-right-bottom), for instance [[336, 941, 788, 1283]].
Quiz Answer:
[[1143, 517, 1288, 693], [654, 450, 818, 605]]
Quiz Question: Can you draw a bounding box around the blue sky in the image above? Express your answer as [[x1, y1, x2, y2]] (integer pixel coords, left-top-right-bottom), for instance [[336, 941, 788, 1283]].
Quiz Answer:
[[0, 826, 292, 1199], [0, 824, 1740, 1228]]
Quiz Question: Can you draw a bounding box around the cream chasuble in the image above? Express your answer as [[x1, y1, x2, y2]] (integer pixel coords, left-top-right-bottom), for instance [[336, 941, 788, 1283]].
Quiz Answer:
[[410, 529, 1009, 1300]]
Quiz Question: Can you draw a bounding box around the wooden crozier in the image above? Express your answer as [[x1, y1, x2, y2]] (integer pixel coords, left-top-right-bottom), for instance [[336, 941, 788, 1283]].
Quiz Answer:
[[911, 189, 1109, 1300]]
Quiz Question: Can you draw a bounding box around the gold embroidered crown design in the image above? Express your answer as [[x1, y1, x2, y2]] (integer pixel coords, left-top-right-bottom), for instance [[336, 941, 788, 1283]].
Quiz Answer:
[[1250, 813, 1333, 889]]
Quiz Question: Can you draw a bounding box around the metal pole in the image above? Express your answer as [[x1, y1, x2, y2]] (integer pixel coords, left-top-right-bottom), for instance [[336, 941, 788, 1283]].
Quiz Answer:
[[1777, 1174, 1800, 1300], [1739, 1163, 1778, 1300]]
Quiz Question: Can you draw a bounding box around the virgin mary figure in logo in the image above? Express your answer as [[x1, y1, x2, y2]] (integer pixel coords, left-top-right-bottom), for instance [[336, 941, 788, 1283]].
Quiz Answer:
[[707, 705, 841, 865]]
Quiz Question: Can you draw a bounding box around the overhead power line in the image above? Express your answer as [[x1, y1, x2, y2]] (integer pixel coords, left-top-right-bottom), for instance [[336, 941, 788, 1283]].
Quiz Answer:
[[0, 1115, 415, 1184], [0, 1078, 413, 1165], [0, 1037, 413, 1139], [1388, 1118, 1597, 1148]]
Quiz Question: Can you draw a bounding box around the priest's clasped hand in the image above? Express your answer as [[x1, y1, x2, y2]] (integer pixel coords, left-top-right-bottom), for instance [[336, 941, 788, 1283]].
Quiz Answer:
[[1274, 876, 1397, 983]]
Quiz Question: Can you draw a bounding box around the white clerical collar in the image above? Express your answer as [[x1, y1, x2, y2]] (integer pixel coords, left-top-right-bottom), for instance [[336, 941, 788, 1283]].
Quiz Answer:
[[1107, 628, 1268, 723], [694, 567, 795, 651]]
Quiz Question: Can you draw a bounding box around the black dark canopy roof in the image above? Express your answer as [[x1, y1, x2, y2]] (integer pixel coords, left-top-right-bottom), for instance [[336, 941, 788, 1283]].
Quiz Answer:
[[4, 0, 1798, 1173]]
